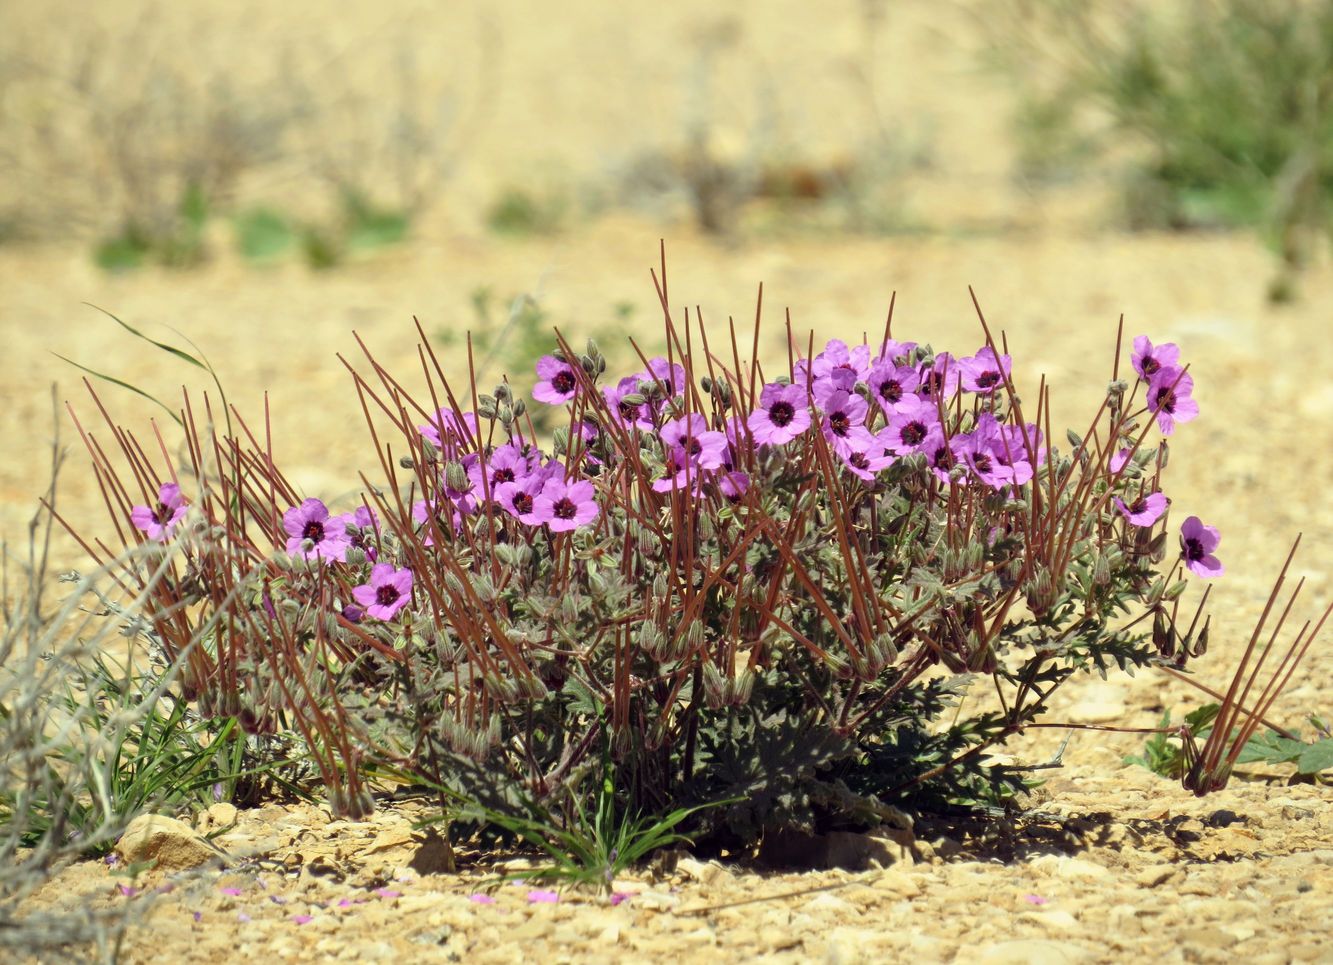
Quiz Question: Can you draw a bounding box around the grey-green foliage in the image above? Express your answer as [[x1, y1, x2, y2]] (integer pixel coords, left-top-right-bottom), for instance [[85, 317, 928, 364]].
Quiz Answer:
[[1001, 0, 1333, 293]]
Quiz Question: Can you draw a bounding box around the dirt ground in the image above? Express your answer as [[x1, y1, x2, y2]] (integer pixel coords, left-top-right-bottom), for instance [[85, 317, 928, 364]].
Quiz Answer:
[[4, 1, 1333, 962]]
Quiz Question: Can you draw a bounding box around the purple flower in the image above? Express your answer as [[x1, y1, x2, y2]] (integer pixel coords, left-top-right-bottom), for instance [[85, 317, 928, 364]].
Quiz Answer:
[[885, 396, 940, 455], [283, 498, 351, 563], [718, 471, 750, 502], [957, 347, 1011, 395], [1180, 516, 1223, 578], [991, 422, 1042, 485], [494, 476, 547, 525], [922, 426, 959, 484], [468, 893, 496, 905], [838, 433, 895, 481], [917, 352, 961, 400], [748, 382, 812, 446], [610, 892, 632, 906], [1109, 448, 1132, 474], [874, 339, 918, 367], [532, 477, 600, 532], [603, 375, 655, 431], [810, 339, 872, 384], [526, 889, 560, 904], [469, 443, 539, 496], [953, 418, 1013, 490], [419, 408, 479, 452], [866, 359, 920, 411], [1114, 492, 1169, 527], [655, 414, 729, 491], [1147, 367, 1199, 435], [351, 563, 414, 620], [533, 355, 580, 405], [661, 414, 728, 468], [337, 505, 379, 561], [817, 388, 868, 447], [641, 357, 687, 398], [130, 482, 188, 543], [1132, 336, 1180, 382], [341, 604, 364, 624]]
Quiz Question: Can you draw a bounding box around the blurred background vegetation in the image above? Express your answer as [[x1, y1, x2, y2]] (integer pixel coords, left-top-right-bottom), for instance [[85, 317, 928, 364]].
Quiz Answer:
[[1, 1, 1330, 292]]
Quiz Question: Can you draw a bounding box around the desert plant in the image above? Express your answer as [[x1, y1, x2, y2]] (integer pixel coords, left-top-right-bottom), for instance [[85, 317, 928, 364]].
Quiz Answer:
[[58, 250, 1275, 863]]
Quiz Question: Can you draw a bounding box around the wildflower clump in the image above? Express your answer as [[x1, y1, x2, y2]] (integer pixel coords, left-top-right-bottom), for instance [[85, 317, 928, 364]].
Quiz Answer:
[[75, 265, 1228, 845]]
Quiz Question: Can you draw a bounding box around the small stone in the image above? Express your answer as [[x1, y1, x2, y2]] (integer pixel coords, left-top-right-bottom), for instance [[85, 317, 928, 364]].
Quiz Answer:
[[1135, 865, 1177, 888], [206, 802, 239, 828], [116, 814, 226, 871], [803, 892, 856, 915], [976, 939, 1092, 964], [675, 856, 728, 885]]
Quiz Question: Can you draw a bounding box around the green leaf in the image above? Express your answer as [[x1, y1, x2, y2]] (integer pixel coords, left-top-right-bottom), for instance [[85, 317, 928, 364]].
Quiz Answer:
[[51, 353, 183, 427], [1234, 731, 1306, 766], [1296, 739, 1333, 775]]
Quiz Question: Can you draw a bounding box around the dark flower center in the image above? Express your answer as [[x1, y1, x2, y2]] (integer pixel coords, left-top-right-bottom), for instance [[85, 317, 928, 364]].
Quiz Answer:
[[878, 380, 902, 403], [1129, 498, 1147, 515], [493, 467, 516, 485], [513, 492, 534, 514], [553, 370, 577, 394], [973, 453, 993, 474], [553, 497, 577, 520], [619, 400, 639, 421], [901, 422, 926, 446], [302, 521, 325, 543], [1154, 386, 1177, 413], [828, 412, 850, 435], [1184, 537, 1205, 562], [152, 502, 171, 525], [769, 401, 796, 427], [1142, 357, 1161, 377], [976, 371, 1000, 389], [849, 453, 870, 470], [688, 438, 702, 456], [375, 585, 400, 607]]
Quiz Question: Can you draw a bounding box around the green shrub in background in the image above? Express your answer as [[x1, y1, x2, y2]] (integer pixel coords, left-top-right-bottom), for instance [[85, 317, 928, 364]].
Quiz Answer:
[[999, 0, 1333, 299]]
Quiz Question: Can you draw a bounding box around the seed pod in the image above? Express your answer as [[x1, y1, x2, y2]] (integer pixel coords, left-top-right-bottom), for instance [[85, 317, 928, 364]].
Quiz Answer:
[[1023, 566, 1057, 615], [1092, 552, 1111, 587], [621, 392, 647, 406], [1163, 580, 1188, 601], [512, 399, 526, 418], [701, 661, 728, 709], [497, 403, 514, 426], [493, 383, 512, 402], [731, 668, 755, 705], [399, 455, 417, 469]]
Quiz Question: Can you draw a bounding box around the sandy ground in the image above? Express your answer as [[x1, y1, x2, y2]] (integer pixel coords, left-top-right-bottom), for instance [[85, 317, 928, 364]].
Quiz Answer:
[[4, 0, 1333, 961]]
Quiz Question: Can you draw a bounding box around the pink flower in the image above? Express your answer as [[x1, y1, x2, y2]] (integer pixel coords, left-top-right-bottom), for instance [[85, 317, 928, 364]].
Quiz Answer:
[[1147, 367, 1199, 435], [532, 477, 600, 532], [526, 889, 560, 904], [283, 498, 350, 563], [660, 414, 728, 470], [957, 346, 1011, 395], [351, 563, 414, 620], [603, 376, 655, 431], [533, 355, 580, 405], [718, 471, 750, 502], [1180, 516, 1223, 578], [810, 338, 872, 384], [838, 433, 895, 482], [468, 893, 496, 905], [1109, 448, 1132, 474], [419, 408, 479, 452], [816, 388, 868, 448], [748, 382, 812, 446], [867, 358, 920, 411], [494, 476, 547, 525], [885, 396, 940, 455], [917, 352, 960, 400], [1131, 336, 1180, 382], [1113, 492, 1169, 527], [130, 482, 188, 542]]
